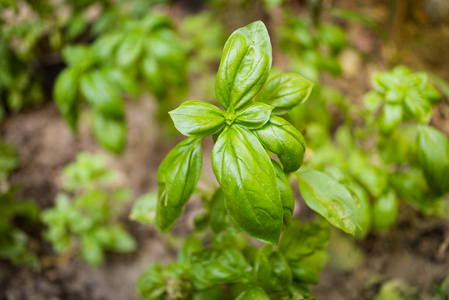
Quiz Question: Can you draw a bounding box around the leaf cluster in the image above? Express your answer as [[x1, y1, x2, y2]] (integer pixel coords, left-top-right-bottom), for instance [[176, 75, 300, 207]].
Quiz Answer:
[[364, 66, 441, 134], [54, 13, 188, 154], [0, 188, 40, 269], [136, 218, 329, 300], [41, 152, 136, 266]]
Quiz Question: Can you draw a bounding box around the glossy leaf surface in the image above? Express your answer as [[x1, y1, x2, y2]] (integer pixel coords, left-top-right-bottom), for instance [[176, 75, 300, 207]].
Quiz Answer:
[[212, 125, 283, 244]]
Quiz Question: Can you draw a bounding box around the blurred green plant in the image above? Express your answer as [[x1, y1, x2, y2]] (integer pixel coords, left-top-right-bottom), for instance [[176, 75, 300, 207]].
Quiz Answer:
[[0, 141, 40, 269], [181, 12, 227, 100], [41, 152, 136, 266], [54, 13, 187, 154], [301, 66, 449, 238], [374, 277, 449, 300], [0, 188, 40, 269]]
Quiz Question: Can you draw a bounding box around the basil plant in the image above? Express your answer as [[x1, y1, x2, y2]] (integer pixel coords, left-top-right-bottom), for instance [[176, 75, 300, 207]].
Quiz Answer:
[[156, 21, 359, 245]]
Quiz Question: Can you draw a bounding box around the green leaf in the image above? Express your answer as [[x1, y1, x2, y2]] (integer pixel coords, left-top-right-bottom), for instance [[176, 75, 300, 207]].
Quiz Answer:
[[385, 89, 404, 104], [116, 28, 144, 67], [192, 287, 224, 300], [298, 170, 358, 234], [141, 55, 165, 100], [54, 68, 79, 131], [233, 102, 273, 129], [101, 68, 140, 96], [169, 101, 225, 137], [289, 250, 328, 284], [191, 248, 251, 287], [209, 189, 230, 233], [373, 189, 398, 230], [271, 160, 295, 225], [363, 91, 383, 112], [205, 248, 251, 284], [416, 125, 449, 196], [212, 125, 283, 244], [254, 116, 306, 173], [390, 168, 429, 209], [379, 104, 403, 135], [318, 23, 347, 53], [235, 287, 270, 300], [404, 91, 432, 123], [90, 32, 122, 61], [93, 114, 126, 155], [279, 221, 330, 261], [103, 225, 137, 252], [346, 181, 372, 238], [177, 235, 202, 266], [136, 264, 166, 299], [404, 72, 427, 89], [130, 193, 158, 225], [81, 235, 104, 266], [62, 45, 90, 66], [348, 153, 388, 198], [257, 73, 313, 115], [157, 138, 202, 232], [254, 245, 292, 294], [215, 21, 272, 110], [80, 70, 125, 119]]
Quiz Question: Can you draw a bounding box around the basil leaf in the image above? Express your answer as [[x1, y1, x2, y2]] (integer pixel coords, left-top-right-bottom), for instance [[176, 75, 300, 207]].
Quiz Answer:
[[212, 125, 283, 244], [90, 32, 121, 61], [141, 55, 166, 100], [254, 245, 292, 294], [363, 91, 383, 112], [235, 287, 270, 300], [416, 125, 449, 196], [81, 235, 104, 266], [93, 114, 126, 155], [254, 116, 306, 173], [279, 222, 330, 261], [348, 152, 388, 198], [62, 45, 91, 66], [215, 21, 272, 110], [101, 68, 140, 96], [379, 104, 403, 135], [130, 193, 158, 225], [136, 264, 166, 299], [385, 89, 404, 104], [271, 159, 295, 225], [192, 287, 224, 300], [169, 101, 225, 137], [373, 189, 398, 230], [289, 251, 328, 284], [79, 70, 124, 119], [298, 170, 358, 234], [205, 248, 251, 284], [390, 168, 429, 209], [209, 189, 230, 233], [116, 27, 144, 67], [257, 73, 313, 115], [404, 72, 427, 89], [233, 102, 273, 129], [404, 91, 432, 123], [346, 181, 371, 238], [54, 68, 79, 131], [157, 138, 202, 231]]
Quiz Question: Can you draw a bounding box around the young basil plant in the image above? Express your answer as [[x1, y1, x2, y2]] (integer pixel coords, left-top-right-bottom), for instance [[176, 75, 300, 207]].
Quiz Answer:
[[364, 65, 441, 134], [41, 152, 136, 266], [54, 14, 187, 154], [156, 21, 314, 244]]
